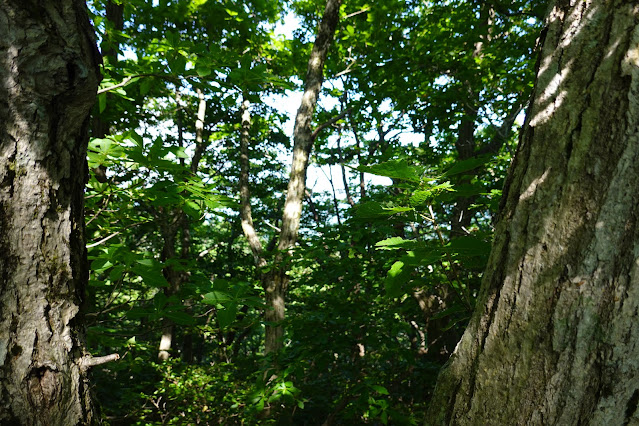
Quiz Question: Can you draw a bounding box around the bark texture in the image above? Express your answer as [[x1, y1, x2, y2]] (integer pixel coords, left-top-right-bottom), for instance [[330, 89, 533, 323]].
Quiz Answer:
[[239, 99, 266, 268], [261, 0, 342, 354], [427, 2, 639, 424], [0, 1, 101, 424]]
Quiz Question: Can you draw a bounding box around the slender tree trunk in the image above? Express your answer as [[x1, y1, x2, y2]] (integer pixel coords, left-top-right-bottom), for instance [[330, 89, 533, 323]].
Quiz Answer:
[[157, 88, 207, 361], [239, 98, 267, 268], [336, 134, 356, 207], [0, 1, 101, 423], [240, 0, 341, 355], [427, 2, 639, 424]]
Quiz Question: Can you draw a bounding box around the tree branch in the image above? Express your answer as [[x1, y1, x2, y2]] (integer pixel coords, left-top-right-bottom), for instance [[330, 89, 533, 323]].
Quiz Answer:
[[97, 75, 139, 95], [77, 353, 120, 371], [311, 108, 352, 142]]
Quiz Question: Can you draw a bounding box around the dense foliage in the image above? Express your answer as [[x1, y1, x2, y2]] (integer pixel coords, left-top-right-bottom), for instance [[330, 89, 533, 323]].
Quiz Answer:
[[84, 0, 546, 423]]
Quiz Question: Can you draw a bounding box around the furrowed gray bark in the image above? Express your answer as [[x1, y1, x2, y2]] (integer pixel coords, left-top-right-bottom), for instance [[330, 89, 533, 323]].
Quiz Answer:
[[427, 2, 639, 424], [0, 0, 101, 424]]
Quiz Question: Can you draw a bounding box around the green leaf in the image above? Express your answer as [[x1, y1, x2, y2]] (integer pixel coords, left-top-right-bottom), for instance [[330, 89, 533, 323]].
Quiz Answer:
[[132, 265, 169, 287], [91, 258, 113, 272], [446, 236, 491, 256], [355, 202, 413, 220], [375, 237, 420, 250], [196, 65, 212, 77], [384, 260, 412, 298], [165, 311, 196, 326], [217, 304, 237, 328], [140, 77, 153, 95], [443, 155, 491, 177], [356, 159, 425, 182], [98, 93, 106, 113], [202, 291, 233, 304], [371, 385, 389, 395], [183, 200, 201, 219], [153, 292, 168, 309], [410, 182, 454, 206]]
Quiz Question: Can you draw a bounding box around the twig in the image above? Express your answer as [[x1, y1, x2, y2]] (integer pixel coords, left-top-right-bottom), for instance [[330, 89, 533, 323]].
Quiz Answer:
[[77, 353, 120, 371], [311, 108, 352, 141], [86, 230, 122, 248], [345, 8, 370, 19], [96, 72, 189, 95], [97, 75, 137, 95], [87, 220, 152, 248], [264, 220, 281, 232]]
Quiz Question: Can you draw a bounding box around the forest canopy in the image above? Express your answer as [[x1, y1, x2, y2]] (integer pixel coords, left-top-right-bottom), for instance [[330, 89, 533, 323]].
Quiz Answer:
[[84, 0, 546, 423], [0, 0, 555, 424]]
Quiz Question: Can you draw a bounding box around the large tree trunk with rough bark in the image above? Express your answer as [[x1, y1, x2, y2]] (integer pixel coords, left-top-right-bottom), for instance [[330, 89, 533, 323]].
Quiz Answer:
[[0, 1, 101, 424], [426, 2, 639, 424]]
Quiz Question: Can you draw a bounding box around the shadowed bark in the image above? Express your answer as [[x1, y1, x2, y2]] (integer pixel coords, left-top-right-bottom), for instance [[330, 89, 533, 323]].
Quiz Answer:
[[427, 2, 639, 424], [0, 0, 101, 423]]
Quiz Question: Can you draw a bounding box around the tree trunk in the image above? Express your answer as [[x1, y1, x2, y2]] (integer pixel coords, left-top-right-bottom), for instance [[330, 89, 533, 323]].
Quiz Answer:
[[264, 0, 342, 354], [157, 88, 207, 361], [0, 1, 101, 424], [234, 0, 341, 355], [427, 1, 639, 424]]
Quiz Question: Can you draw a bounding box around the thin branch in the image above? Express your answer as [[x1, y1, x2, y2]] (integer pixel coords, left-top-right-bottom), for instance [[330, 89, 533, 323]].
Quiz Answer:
[[336, 135, 355, 207], [238, 98, 266, 267], [304, 189, 321, 226], [78, 353, 120, 371], [311, 108, 352, 142], [97, 75, 139, 95], [320, 165, 342, 226], [86, 230, 122, 248], [345, 8, 370, 19], [264, 220, 281, 233], [96, 72, 196, 95], [334, 61, 357, 78], [86, 192, 113, 226], [86, 220, 152, 248], [191, 88, 208, 173]]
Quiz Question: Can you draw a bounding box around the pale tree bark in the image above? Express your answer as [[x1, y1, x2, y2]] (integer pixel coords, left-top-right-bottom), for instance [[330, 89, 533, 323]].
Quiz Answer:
[[236, 0, 342, 355], [427, 2, 639, 424], [0, 0, 102, 424], [239, 98, 267, 269], [157, 88, 207, 361], [264, 0, 342, 354]]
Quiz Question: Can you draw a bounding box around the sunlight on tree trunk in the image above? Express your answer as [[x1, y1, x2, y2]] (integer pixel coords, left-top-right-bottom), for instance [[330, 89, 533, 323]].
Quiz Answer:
[[427, 2, 639, 424], [264, 0, 342, 354], [237, 0, 342, 355]]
